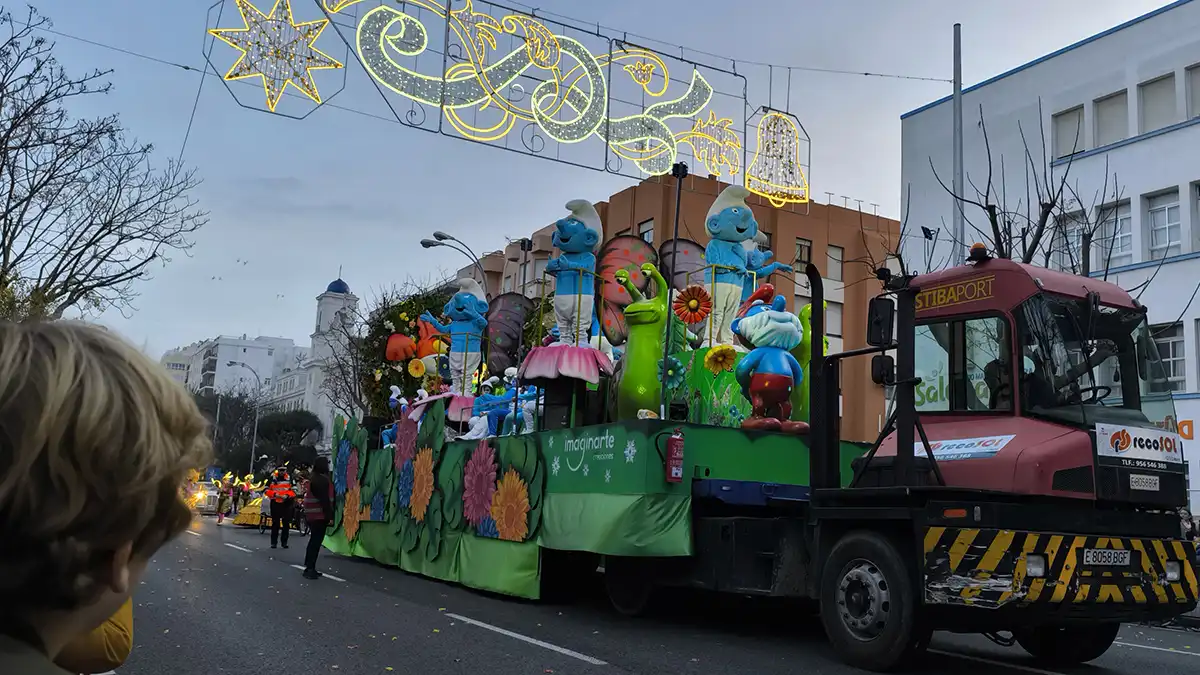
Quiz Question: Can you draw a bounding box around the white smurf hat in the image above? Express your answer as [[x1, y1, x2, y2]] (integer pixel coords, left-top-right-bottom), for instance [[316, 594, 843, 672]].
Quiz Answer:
[[707, 185, 752, 221], [457, 277, 487, 302], [564, 199, 603, 242]]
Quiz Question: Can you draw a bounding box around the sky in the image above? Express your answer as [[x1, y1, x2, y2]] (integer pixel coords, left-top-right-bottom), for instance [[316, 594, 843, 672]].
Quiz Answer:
[[26, 0, 1179, 356]]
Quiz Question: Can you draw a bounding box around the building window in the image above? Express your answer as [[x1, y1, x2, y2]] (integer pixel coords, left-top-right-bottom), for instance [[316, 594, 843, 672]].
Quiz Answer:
[[502, 275, 513, 293], [1139, 74, 1177, 134], [1187, 65, 1200, 119], [1147, 191, 1181, 260], [614, 228, 631, 238], [1093, 90, 1128, 147], [1055, 214, 1086, 272], [794, 237, 812, 265], [533, 258, 548, 283], [637, 219, 654, 243], [827, 301, 844, 337], [826, 245, 844, 282], [1051, 106, 1083, 159], [1151, 323, 1185, 393], [519, 261, 531, 284], [1098, 202, 1133, 268], [759, 231, 772, 252]]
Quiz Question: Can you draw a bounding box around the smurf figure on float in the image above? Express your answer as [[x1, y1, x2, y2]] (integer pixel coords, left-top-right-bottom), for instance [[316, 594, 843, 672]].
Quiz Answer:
[[324, 183, 865, 617]]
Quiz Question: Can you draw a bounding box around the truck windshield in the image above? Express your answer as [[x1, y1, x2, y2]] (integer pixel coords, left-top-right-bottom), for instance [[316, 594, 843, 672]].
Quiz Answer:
[[1013, 293, 1178, 431]]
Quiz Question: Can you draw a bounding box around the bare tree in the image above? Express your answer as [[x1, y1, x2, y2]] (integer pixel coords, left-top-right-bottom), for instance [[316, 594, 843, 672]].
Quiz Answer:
[[1050, 156, 1126, 278], [927, 99, 1080, 266], [0, 8, 206, 320]]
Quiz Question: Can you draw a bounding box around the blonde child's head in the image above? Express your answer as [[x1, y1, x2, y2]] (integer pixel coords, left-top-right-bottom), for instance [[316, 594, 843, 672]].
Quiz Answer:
[[0, 320, 212, 650]]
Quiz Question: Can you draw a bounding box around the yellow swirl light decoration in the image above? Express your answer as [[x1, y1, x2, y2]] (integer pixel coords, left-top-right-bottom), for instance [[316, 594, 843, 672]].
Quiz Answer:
[[354, 2, 718, 175]]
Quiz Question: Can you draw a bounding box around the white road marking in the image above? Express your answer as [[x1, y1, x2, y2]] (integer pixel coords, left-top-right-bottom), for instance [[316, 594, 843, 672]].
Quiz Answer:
[[185, 530, 201, 537], [224, 543, 252, 553], [1115, 641, 1199, 656], [929, 649, 1066, 675], [290, 564, 346, 582], [445, 613, 607, 665]]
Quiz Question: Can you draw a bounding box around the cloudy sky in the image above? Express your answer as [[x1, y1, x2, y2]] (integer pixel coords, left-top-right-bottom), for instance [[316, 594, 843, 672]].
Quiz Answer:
[[29, 0, 1175, 355]]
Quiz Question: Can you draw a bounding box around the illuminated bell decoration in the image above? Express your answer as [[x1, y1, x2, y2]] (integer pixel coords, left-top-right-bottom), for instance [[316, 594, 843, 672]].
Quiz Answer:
[[745, 111, 810, 208], [385, 333, 416, 361]]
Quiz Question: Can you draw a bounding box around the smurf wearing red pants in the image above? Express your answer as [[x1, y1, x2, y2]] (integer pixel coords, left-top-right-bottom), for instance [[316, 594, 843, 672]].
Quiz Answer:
[[731, 294, 810, 434]]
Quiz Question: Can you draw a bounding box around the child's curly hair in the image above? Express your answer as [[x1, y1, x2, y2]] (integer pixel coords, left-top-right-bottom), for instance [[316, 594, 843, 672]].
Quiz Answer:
[[0, 320, 212, 616]]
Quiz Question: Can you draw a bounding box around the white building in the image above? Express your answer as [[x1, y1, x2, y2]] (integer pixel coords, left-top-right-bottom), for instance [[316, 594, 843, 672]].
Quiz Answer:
[[900, 0, 1200, 502], [259, 278, 359, 452], [160, 278, 359, 452], [160, 343, 198, 385]]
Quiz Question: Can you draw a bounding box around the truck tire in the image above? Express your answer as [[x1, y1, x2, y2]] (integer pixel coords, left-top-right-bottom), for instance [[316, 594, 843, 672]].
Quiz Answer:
[[604, 556, 655, 617], [819, 531, 918, 672], [1013, 623, 1120, 665]]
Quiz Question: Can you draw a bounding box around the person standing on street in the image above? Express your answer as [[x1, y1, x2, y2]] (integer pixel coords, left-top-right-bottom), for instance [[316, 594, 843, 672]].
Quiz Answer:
[[265, 467, 296, 549], [302, 457, 335, 579]]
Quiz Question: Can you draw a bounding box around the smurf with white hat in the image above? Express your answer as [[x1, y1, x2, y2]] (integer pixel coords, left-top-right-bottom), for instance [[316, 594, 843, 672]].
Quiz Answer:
[[704, 185, 758, 347], [546, 199, 603, 347], [420, 277, 489, 397]]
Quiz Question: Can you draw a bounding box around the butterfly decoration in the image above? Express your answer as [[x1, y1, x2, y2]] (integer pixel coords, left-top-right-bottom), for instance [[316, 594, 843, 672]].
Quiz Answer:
[[485, 292, 536, 374], [594, 235, 658, 346]]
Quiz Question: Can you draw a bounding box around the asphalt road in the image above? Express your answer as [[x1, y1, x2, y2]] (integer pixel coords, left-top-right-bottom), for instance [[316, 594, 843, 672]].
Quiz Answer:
[[115, 516, 1200, 675]]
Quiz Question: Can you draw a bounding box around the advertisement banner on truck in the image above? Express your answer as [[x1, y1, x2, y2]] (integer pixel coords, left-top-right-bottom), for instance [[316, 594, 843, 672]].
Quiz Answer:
[[915, 434, 1016, 461], [1094, 423, 1185, 472]]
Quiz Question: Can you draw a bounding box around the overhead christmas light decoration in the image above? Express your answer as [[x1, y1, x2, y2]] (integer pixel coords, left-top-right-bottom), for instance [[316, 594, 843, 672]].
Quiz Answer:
[[745, 109, 811, 207], [209, 0, 344, 112], [208, 0, 809, 196]]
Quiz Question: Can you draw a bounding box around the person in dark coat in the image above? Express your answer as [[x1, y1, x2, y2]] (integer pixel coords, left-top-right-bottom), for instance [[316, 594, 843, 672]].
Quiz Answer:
[[302, 457, 335, 579]]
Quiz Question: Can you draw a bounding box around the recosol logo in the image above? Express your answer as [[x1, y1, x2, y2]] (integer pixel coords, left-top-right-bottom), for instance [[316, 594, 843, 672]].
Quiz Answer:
[[1111, 428, 1182, 455], [1110, 429, 1132, 453]]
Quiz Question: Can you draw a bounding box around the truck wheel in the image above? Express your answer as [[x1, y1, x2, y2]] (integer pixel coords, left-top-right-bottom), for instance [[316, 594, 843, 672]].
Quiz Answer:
[[604, 557, 655, 617], [820, 531, 917, 672], [1013, 623, 1120, 665]]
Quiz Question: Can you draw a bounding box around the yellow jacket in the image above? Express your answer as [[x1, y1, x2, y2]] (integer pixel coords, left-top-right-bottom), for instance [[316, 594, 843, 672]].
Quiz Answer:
[[55, 598, 133, 674]]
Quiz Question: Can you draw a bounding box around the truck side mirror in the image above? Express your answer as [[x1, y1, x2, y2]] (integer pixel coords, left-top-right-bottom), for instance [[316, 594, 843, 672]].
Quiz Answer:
[[866, 297, 895, 347], [871, 354, 895, 386]]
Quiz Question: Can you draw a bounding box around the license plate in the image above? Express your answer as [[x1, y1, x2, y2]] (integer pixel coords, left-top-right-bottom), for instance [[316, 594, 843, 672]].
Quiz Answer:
[[1082, 548, 1131, 567], [1130, 474, 1160, 491]]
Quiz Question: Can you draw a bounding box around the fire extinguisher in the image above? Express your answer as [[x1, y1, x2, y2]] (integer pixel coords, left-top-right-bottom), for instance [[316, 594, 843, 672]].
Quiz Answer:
[[665, 428, 685, 483]]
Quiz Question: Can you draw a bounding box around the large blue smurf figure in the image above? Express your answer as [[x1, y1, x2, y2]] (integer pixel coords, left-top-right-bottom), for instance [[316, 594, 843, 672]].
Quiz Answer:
[[741, 233, 793, 302], [704, 185, 758, 347], [420, 277, 488, 397], [546, 199, 602, 347], [732, 294, 809, 434]]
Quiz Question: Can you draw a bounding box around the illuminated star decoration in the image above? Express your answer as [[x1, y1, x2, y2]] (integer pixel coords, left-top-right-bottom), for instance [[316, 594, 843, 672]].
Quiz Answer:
[[209, 0, 343, 112]]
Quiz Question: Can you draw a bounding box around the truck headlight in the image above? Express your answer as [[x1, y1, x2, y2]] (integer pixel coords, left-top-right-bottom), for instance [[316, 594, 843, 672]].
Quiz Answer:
[[1026, 554, 1047, 578], [1165, 561, 1181, 582]]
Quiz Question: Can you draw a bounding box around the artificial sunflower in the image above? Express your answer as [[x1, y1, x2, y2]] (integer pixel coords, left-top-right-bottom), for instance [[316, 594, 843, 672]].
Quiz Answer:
[[672, 285, 713, 324], [408, 358, 427, 378], [705, 344, 737, 374], [343, 485, 362, 542], [490, 468, 530, 542], [410, 447, 435, 522]]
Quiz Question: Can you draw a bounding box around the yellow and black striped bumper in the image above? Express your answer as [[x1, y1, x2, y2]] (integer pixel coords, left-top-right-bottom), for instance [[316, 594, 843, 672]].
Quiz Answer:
[[922, 527, 1198, 609]]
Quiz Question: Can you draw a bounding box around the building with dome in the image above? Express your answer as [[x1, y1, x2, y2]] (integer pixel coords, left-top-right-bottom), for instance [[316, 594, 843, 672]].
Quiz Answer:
[[161, 277, 360, 454], [259, 277, 359, 452]]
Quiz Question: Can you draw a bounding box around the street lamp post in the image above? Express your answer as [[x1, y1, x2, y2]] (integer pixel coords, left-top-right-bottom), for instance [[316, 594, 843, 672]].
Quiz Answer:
[[228, 360, 262, 475], [421, 233, 491, 298]]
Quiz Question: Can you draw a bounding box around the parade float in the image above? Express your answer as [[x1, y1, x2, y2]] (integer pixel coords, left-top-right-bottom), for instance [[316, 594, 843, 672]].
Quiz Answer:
[[322, 185, 866, 602]]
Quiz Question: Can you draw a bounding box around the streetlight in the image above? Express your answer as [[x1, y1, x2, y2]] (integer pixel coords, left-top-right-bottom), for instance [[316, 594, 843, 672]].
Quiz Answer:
[[228, 360, 262, 475], [421, 235, 490, 299]]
